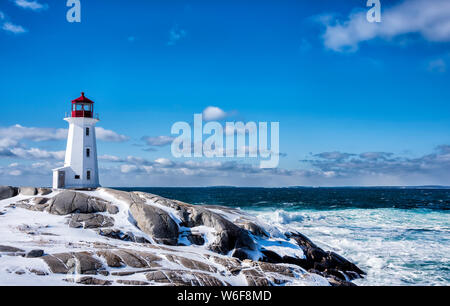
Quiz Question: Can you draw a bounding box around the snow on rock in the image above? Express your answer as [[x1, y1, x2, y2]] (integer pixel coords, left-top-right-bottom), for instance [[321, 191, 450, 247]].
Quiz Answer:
[[0, 186, 365, 286]]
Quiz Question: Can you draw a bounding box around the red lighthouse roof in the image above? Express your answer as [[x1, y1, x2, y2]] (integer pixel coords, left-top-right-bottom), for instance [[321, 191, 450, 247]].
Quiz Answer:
[[72, 92, 94, 104]]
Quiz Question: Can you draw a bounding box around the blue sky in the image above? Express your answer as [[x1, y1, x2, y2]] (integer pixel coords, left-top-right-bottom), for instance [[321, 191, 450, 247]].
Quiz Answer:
[[0, 0, 449, 187]]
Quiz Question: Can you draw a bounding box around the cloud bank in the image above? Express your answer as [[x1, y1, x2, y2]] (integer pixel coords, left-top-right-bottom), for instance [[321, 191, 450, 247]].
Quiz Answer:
[[167, 24, 186, 46], [0, 125, 128, 143], [141, 136, 175, 147], [320, 0, 450, 52], [2, 22, 26, 34], [0, 124, 128, 162], [202, 106, 228, 121], [13, 0, 48, 11], [2, 144, 450, 187]]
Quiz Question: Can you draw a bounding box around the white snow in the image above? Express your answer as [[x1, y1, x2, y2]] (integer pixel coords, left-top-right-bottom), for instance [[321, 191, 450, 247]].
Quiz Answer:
[[0, 189, 327, 286]]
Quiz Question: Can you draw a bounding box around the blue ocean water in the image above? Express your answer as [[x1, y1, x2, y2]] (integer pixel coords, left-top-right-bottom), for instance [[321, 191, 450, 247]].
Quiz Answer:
[[116, 187, 450, 286]]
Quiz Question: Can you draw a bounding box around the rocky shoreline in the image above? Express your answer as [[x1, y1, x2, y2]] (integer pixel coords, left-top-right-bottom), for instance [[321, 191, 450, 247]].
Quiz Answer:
[[0, 186, 365, 286]]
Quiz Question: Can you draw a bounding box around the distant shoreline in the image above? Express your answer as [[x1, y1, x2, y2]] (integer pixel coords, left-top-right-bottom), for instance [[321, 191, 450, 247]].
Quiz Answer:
[[111, 185, 450, 189]]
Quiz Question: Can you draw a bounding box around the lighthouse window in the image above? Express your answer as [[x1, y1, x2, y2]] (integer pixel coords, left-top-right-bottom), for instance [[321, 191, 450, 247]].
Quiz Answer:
[[86, 128, 90, 136], [87, 171, 91, 180], [86, 148, 90, 157], [74, 175, 80, 179]]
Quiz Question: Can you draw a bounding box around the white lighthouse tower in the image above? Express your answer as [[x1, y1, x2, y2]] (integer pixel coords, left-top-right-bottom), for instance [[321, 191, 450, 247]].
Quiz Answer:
[[52, 92, 100, 189]]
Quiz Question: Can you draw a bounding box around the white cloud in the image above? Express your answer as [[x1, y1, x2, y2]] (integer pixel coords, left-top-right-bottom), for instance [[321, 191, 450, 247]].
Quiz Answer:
[[13, 0, 48, 11], [2, 22, 27, 34], [167, 25, 187, 46], [0, 124, 67, 142], [95, 127, 129, 142], [0, 124, 128, 143], [0, 124, 128, 163], [303, 146, 450, 183], [155, 158, 173, 166], [142, 135, 174, 147], [0, 138, 19, 149], [9, 170, 22, 176], [202, 106, 228, 121], [320, 0, 450, 52], [99, 154, 123, 162], [120, 164, 138, 174], [0, 11, 5, 20], [10, 147, 65, 160], [4, 145, 450, 187]]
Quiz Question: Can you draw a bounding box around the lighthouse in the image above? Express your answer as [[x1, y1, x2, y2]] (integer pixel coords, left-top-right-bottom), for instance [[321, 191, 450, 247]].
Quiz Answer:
[[52, 92, 100, 189]]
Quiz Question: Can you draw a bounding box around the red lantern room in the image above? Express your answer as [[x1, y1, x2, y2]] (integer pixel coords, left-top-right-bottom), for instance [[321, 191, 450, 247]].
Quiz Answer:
[[71, 92, 94, 118]]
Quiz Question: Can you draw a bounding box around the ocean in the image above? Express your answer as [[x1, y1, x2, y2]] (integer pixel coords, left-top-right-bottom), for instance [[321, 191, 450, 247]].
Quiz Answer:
[[116, 187, 450, 286]]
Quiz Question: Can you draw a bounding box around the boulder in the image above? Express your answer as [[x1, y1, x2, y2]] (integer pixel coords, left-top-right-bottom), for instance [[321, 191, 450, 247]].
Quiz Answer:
[[68, 213, 114, 229], [186, 233, 205, 246], [287, 232, 318, 249], [121, 190, 259, 257], [19, 187, 37, 196], [241, 268, 271, 286], [261, 249, 283, 263], [325, 251, 365, 277], [129, 202, 179, 245], [96, 250, 125, 268], [111, 250, 149, 268], [67, 252, 104, 275], [286, 232, 365, 281], [208, 256, 242, 272], [96, 249, 162, 270], [128, 250, 162, 267], [32, 197, 49, 205], [134, 192, 193, 223], [9, 197, 50, 212], [145, 270, 226, 286], [26, 249, 44, 258], [102, 188, 258, 255], [94, 228, 150, 243], [116, 280, 149, 286], [111, 270, 155, 276], [107, 205, 119, 214], [37, 188, 52, 195], [46, 191, 118, 215], [76, 276, 112, 286], [231, 248, 256, 261], [95, 228, 124, 240], [42, 253, 73, 274], [99, 188, 144, 207], [256, 262, 295, 278], [239, 221, 269, 237], [165, 254, 217, 273], [326, 275, 357, 287], [0, 245, 24, 253], [0, 186, 18, 200], [29, 269, 48, 276], [188, 207, 257, 256], [42, 252, 105, 275], [14, 203, 49, 212]]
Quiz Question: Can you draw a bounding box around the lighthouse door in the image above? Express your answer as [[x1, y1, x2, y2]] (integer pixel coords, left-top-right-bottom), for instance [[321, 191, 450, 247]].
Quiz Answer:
[[57, 171, 65, 188]]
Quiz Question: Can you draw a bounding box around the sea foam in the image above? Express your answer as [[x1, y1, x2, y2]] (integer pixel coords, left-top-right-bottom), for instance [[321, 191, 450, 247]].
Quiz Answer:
[[250, 208, 450, 286]]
